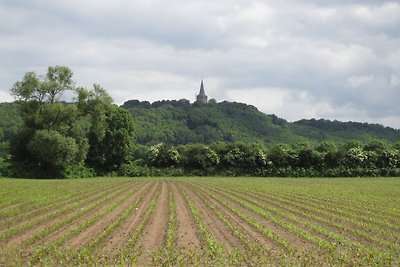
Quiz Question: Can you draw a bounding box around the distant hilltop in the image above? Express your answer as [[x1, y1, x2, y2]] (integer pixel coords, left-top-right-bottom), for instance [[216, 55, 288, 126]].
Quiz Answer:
[[1, 99, 399, 146], [195, 80, 217, 104], [119, 99, 400, 145]]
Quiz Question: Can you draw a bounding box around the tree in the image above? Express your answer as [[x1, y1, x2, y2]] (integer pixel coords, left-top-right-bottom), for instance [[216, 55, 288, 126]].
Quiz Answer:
[[77, 85, 134, 172], [148, 143, 180, 168], [27, 129, 81, 175], [46, 66, 74, 103], [344, 147, 368, 168], [295, 143, 323, 169], [11, 72, 44, 104], [87, 106, 134, 171], [180, 144, 219, 170], [9, 66, 91, 177], [268, 144, 292, 168], [11, 66, 74, 105]]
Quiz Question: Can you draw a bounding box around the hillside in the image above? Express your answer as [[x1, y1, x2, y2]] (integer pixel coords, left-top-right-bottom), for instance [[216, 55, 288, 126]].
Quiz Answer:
[[291, 119, 400, 143], [1, 100, 400, 146], [120, 99, 400, 145]]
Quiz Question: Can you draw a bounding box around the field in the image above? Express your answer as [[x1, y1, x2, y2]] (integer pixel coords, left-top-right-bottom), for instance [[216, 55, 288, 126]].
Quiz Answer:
[[0, 177, 399, 266]]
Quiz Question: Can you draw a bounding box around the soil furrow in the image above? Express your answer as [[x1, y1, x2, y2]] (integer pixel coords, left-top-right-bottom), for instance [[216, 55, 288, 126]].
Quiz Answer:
[[169, 181, 201, 250], [237, 189, 391, 249], [5, 182, 135, 246], [30, 182, 141, 247], [0, 181, 128, 231], [138, 181, 169, 252], [191, 183, 281, 251], [101, 181, 160, 250], [180, 182, 242, 251], [200, 183, 316, 251], [66, 182, 153, 249]]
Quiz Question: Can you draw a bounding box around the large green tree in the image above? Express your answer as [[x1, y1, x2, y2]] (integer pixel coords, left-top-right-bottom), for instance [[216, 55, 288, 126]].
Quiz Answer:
[[9, 67, 134, 177], [76, 85, 135, 172], [9, 66, 87, 177]]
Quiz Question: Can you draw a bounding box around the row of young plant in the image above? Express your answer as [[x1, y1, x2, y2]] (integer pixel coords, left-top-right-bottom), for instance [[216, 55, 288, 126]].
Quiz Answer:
[[2, 180, 166, 266], [118, 140, 400, 177], [181, 182, 303, 265], [192, 182, 398, 265], [0, 180, 131, 226], [186, 182, 343, 265], [276, 190, 400, 222], [20, 182, 140, 248], [216, 184, 400, 252], [205, 179, 400, 236], [262, 191, 400, 236], [0, 181, 139, 244], [14, 181, 154, 265]]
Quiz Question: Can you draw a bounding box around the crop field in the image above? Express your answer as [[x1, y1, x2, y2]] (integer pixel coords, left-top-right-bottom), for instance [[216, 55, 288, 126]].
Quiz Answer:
[[0, 177, 399, 266]]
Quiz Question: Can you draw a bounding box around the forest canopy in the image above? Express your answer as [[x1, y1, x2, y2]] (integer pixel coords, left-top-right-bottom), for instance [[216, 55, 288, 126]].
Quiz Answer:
[[1, 66, 400, 178]]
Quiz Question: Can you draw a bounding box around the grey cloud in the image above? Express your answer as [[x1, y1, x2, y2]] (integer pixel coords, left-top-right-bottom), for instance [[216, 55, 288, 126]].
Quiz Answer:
[[0, 0, 399, 128]]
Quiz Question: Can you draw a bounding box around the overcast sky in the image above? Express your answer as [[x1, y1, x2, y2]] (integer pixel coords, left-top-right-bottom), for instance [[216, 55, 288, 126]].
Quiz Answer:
[[1, 0, 400, 128]]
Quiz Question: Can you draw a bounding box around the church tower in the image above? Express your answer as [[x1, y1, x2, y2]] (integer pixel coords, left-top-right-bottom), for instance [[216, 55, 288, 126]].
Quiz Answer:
[[196, 80, 208, 103]]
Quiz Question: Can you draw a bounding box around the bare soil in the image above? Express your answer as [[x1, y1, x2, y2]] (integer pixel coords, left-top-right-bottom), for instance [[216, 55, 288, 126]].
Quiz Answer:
[[136, 181, 169, 266], [139, 181, 169, 250], [169, 181, 202, 250], [0, 182, 126, 232], [101, 182, 160, 250], [4, 183, 132, 246], [32, 183, 140, 247], [179, 182, 242, 250], [66, 182, 153, 248], [202, 184, 316, 251]]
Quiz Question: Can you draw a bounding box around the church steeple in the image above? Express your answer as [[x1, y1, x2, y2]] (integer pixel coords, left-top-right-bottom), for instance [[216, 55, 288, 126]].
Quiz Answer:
[[196, 80, 208, 103]]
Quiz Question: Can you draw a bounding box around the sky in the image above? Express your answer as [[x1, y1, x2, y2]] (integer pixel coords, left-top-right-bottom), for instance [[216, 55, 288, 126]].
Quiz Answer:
[[1, 0, 400, 129]]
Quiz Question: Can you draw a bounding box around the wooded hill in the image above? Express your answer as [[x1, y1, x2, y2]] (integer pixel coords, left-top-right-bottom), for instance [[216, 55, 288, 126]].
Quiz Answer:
[[1, 99, 400, 146], [121, 99, 400, 145]]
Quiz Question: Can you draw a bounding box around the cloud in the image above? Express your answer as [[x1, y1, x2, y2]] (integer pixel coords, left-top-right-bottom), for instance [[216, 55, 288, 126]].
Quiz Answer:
[[0, 0, 399, 129]]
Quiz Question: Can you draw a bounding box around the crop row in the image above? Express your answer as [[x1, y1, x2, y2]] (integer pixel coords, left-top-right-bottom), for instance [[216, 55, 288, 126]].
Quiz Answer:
[[1, 178, 399, 266]]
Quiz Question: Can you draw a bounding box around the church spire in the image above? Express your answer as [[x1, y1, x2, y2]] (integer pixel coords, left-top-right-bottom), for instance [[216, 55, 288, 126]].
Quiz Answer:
[[196, 80, 208, 103], [199, 80, 205, 95]]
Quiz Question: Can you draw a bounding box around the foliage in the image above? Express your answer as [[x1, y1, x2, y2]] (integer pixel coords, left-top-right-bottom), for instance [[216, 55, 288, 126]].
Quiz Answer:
[[121, 99, 400, 146], [6, 67, 134, 178], [2, 67, 400, 178], [27, 129, 81, 173]]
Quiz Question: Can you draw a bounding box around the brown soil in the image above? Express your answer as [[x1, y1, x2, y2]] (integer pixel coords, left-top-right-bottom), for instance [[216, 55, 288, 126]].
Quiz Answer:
[[179, 182, 242, 250], [136, 181, 169, 266], [266, 192, 400, 244], [0, 203, 22, 213], [202, 184, 316, 251], [0, 182, 126, 232], [66, 182, 153, 249], [32, 183, 141, 247], [190, 183, 280, 251], [138, 181, 169, 250], [169, 181, 202, 250], [244, 190, 390, 249], [100, 182, 160, 250], [5, 183, 134, 246]]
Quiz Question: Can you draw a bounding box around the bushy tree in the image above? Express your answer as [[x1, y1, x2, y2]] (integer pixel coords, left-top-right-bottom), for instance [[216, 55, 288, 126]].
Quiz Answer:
[[27, 129, 81, 175], [180, 144, 219, 170], [148, 143, 180, 168], [9, 67, 133, 177], [11, 66, 74, 105], [267, 144, 292, 168], [295, 143, 323, 169], [77, 85, 134, 172]]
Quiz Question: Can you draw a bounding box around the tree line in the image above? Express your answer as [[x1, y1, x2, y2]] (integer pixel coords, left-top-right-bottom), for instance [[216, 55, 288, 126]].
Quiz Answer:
[[120, 141, 400, 177], [0, 66, 399, 178]]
